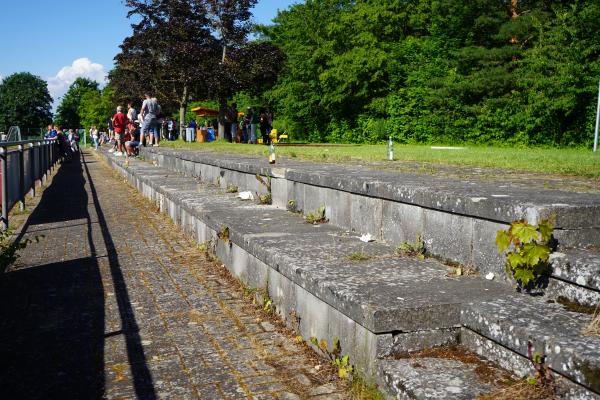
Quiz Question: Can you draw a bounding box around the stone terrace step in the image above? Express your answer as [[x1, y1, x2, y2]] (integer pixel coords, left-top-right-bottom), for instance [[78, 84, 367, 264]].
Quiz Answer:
[[462, 297, 600, 393], [142, 148, 600, 308], [144, 147, 600, 239], [377, 357, 504, 399], [548, 248, 600, 307], [100, 150, 600, 397]]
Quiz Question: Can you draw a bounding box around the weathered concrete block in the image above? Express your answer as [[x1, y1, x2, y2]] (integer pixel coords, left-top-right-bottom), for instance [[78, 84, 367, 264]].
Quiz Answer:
[[472, 219, 508, 278], [423, 209, 473, 266], [381, 200, 424, 247], [350, 195, 383, 238]]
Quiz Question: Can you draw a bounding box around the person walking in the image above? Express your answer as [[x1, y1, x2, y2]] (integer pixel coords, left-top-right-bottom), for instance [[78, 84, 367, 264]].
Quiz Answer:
[[259, 109, 270, 145], [140, 93, 161, 147], [112, 106, 128, 156], [230, 103, 238, 143], [90, 126, 99, 150], [249, 107, 258, 144]]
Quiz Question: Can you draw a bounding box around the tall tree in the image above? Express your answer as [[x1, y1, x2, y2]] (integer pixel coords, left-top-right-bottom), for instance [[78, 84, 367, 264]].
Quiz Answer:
[[117, 0, 217, 135], [55, 77, 100, 128], [115, 0, 282, 138], [79, 86, 116, 130], [0, 72, 53, 133]]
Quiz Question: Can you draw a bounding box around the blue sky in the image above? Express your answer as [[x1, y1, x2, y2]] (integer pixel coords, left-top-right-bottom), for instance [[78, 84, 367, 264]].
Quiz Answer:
[[0, 0, 298, 104]]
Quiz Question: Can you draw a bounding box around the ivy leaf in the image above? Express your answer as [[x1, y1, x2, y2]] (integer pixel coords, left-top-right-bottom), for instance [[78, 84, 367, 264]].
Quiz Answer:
[[496, 230, 510, 252], [538, 220, 554, 242], [510, 222, 539, 244]]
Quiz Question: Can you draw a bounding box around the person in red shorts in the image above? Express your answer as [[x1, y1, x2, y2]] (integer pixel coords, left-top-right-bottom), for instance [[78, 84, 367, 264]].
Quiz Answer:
[[112, 106, 129, 156]]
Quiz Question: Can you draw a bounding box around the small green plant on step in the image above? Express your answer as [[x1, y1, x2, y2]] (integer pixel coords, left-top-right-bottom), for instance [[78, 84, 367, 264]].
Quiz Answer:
[[226, 184, 238, 193], [255, 174, 272, 192], [217, 226, 230, 242], [287, 199, 298, 213], [347, 251, 373, 262], [496, 219, 553, 292], [257, 192, 272, 205], [305, 205, 328, 224], [527, 341, 554, 389], [396, 234, 425, 259], [309, 337, 354, 379], [0, 230, 42, 270]]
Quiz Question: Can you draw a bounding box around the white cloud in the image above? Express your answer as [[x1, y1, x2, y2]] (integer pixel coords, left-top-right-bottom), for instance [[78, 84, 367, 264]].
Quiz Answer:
[[47, 58, 107, 109]]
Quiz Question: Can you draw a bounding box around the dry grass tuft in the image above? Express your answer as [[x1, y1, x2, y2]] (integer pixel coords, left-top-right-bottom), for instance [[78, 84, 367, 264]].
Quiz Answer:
[[477, 379, 556, 400], [582, 309, 600, 336]]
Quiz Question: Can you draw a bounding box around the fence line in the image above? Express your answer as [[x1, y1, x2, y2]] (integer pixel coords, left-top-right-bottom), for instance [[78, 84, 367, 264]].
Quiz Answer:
[[0, 139, 59, 230]]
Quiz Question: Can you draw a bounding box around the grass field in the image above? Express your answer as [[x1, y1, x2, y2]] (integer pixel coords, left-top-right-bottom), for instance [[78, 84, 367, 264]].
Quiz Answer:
[[161, 140, 600, 180]]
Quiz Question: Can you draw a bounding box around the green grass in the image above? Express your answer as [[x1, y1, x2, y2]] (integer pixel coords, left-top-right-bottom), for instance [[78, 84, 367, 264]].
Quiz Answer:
[[161, 140, 600, 179]]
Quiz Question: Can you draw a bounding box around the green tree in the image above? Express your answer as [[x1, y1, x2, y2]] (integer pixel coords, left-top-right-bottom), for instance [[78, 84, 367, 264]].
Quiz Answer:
[[0, 72, 53, 133], [79, 86, 115, 129], [54, 77, 100, 128]]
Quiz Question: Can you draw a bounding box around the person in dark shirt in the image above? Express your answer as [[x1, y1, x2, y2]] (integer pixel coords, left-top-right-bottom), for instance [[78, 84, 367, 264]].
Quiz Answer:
[[125, 121, 142, 156]]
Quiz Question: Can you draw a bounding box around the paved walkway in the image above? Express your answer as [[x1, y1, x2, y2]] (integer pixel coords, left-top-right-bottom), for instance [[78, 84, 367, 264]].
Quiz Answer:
[[0, 151, 346, 399]]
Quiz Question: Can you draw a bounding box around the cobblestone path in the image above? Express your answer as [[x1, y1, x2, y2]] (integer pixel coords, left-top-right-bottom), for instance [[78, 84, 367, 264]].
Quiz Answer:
[[0, 152, 347, 400]]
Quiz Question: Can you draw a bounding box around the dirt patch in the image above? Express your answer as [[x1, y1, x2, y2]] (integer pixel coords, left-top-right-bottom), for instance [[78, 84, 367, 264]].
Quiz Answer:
[[556, 296, 599, 315]]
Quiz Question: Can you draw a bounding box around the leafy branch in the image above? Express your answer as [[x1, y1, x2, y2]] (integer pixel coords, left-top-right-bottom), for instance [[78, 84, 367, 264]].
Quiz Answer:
[[496, 219, 553, 291]]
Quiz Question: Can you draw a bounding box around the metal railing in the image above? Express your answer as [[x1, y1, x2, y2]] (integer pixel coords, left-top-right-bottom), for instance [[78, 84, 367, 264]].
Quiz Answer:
[[0, 139, 58, 230]]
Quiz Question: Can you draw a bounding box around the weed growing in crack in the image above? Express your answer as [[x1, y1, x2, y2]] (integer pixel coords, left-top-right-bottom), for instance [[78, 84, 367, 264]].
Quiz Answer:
[[1, 230, 43, 270], [305, 205, 328, 224], [258, 193, 272, 205], [347, 251, 373, 262], [226, 184, 238, 193], [583, 309, 600, 336], [309, 337, 354, 379], [217, 226, 230, 242], [396, 234, 425, 259], [255, 174, 272, 205]]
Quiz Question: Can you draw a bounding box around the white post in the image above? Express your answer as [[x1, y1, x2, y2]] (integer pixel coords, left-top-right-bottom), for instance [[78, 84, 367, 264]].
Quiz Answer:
[[594, 79, 600, 152]]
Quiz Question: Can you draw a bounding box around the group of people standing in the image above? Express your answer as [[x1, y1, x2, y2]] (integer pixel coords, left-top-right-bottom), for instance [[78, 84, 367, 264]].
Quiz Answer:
[[243, 107, 274, 145], [44, 125, 81, 161], [102, 93, 162, 157]]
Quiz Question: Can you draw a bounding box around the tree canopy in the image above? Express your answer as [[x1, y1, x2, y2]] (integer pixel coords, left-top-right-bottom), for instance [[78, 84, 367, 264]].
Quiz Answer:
[[0, 72, 53, 133], [55, 77, 101, 128], [111, 0, 283, 134], [264, 0, 600, 146]]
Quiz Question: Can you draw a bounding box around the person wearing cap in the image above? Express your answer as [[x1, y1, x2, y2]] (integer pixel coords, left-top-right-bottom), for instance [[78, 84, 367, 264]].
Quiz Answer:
[[112, 106, 128, 156]]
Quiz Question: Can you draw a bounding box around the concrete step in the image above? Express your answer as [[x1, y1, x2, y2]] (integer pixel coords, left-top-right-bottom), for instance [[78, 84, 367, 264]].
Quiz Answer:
[[462, 296, 600, 393], [377, 353, 511, 400], [140, 148, 600, 307], [100, 150, 600, 398], [548, 248, 600, 307]]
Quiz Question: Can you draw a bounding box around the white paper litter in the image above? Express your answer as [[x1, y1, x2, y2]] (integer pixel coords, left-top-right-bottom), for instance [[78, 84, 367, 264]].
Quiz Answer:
[[238, 191, 254, 200], [359, 233, 375, 243], [485, 272, 495, 280]]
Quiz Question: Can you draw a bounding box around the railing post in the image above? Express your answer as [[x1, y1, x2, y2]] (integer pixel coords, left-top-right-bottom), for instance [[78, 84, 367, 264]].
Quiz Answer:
[[18, 144, 25, 211], [29, 143, 35, 197], [1, 145, 8, 231], [42, 141, 48, 184]]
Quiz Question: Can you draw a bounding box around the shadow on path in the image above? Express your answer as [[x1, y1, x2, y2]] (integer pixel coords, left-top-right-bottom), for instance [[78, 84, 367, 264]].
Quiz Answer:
[[0, 152, 156, 399]]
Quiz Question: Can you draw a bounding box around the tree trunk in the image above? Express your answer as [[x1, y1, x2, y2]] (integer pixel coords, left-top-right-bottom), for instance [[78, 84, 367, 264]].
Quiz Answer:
[[179, 85, 188, 139], [511, 0, 519, 18]]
